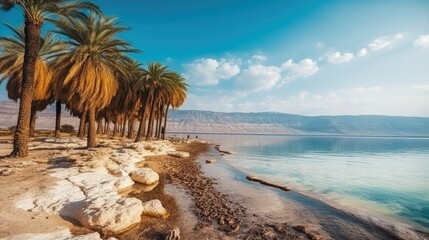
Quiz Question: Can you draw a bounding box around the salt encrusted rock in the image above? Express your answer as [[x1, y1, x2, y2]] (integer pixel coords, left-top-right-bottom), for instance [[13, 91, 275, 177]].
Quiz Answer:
[[5, 229, 102, 240], [130, 168, 159, 185], [167, 151, 190, 158], [141, 199, 168, 218], [206, 159, 216, 164], [74, 196, 143, 234], [114, 174, 135, 191]]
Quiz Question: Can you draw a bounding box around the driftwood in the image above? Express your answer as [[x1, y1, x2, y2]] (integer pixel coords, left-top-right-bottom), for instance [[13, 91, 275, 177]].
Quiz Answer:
[[246, 175, 290, 191], [165, 227, 180, 240], [214, 145, 232, 155]]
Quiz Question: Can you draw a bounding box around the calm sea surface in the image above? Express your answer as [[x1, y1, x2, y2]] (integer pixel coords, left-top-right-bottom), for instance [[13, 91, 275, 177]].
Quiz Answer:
[[182, 134, 429, 231]]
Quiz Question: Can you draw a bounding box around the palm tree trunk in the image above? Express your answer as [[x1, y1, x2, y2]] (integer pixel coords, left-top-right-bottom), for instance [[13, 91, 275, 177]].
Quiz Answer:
[[87, 107, 97, 148], [127, 117, 135, 139], [97, 118, 103, 134], [121, 115, 127, 138], [162, 103, 170, 140], [146, 90, 159, 141], [113, 115, 119, 137], [136, 111, 146, 142], [11, 21, 41, 157], [104, 118, 109, 133], [136, 93, 150, 142], [156, 104, 164, 139], [77, 111, 87, 138], [29, 105, 36, 137], [55, 101, 61, 138]]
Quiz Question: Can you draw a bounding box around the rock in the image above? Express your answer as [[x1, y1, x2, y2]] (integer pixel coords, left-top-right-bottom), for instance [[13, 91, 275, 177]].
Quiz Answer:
[[167, 151, 190, 158], [114, 175, 135, 191], [5, 229, 102, 240], [165, 227, 180, 240], [206, 159, 216, 164], [74, 196, 143, 234], [130, 168, 159, 185], [141, 199, 168, 218], [0, 167, 13, 176]]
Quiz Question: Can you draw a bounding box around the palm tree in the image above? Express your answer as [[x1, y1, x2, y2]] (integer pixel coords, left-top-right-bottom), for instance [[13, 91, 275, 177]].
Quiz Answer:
[[135, 62, 172, 141], [0, 24, 68, 137], [0, 0, 100, 157], [53, 13, 137, 148], [160, 72, 188, 139]]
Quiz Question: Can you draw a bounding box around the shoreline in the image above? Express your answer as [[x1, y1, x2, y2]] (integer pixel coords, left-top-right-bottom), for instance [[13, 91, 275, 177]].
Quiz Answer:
[[203, 142, 429, 239], [0, 135, 428, 239]]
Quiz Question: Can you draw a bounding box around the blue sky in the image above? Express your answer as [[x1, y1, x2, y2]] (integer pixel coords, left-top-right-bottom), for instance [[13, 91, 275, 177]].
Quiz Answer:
[[1, 0, 428, 116]]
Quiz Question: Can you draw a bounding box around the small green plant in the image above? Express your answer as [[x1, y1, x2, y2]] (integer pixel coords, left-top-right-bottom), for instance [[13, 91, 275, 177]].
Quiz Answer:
[[60, 124, 75, 133]]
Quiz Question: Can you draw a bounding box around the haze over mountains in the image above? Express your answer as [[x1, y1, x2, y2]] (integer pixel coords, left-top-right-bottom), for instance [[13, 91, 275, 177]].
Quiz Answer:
[[1, 101, 428, 136]]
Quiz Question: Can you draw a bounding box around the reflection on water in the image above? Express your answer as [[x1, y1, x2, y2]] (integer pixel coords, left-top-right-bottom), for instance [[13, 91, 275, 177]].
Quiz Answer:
[[174, 134, 429, 231]]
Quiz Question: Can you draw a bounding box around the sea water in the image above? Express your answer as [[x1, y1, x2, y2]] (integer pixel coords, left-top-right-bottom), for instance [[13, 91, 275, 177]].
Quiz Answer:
[[184, 134, 429, 231]]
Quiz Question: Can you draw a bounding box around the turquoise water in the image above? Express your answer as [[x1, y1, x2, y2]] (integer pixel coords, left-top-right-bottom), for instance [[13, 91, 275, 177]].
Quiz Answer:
[[190, 134, 429, 231]]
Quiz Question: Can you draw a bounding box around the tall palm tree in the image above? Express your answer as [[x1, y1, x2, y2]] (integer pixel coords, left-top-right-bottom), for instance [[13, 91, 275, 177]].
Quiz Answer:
[[160, 72, 188, 139], [0, 0, 100, 157], [53, 13, 137, 148], [0, 24, 68, 136]]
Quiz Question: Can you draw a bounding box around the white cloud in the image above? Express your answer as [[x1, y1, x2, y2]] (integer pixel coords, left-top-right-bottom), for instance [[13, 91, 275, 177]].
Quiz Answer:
[[412, 84, 429, 93], [327, 51, 354, 64], [357, 48, 368, 57], [184, 58, 240, 86], [414, 34, 429, 48], [394, 33, 404, 40], [345, 87, 382, 94], [236, 64, 282, 92], [316, 42, 325, 49], [368, 38, 393, 51], [251, 54, 267, 61], [281, 58, 319, 81]]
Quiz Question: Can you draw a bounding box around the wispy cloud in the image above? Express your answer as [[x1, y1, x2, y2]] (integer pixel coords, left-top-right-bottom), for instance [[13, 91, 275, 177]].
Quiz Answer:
[[368, 38, 393, 51], [357, 48, 368, 57], [414, 34, 429, 48], [367, 33, 404, 52], [412, 84, 429, 93], [251, 54, 267, 61], [281, 58, 319, 82], [327, 51, 354, 64]]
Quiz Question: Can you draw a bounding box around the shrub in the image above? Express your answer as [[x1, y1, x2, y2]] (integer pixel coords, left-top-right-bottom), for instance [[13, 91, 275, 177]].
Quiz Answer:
[[60, 124, 75, 133]]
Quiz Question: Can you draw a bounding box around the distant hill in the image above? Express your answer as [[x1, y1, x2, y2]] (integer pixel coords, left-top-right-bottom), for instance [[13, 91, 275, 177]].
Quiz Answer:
[[167, 110, 429, 136], [1, 101, 428, 136]]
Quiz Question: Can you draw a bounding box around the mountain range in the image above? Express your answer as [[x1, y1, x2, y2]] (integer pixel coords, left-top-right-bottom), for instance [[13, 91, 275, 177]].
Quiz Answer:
[[1, 101, 428, 136]]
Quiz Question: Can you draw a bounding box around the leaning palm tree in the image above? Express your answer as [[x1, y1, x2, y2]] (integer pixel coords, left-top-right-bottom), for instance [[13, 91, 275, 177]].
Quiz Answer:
[[53, 13, 137, 148], [0, 24, 68, 136], [0, 0, 100, 157]]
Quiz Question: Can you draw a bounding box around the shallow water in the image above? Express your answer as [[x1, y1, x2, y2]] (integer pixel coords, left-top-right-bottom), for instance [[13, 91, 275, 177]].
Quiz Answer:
[[176, 134, 429, 233]]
